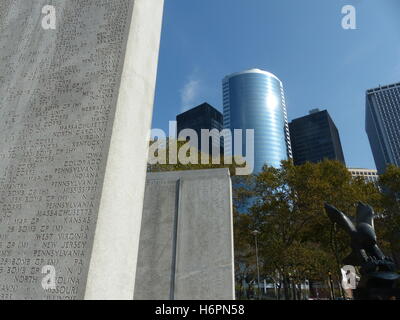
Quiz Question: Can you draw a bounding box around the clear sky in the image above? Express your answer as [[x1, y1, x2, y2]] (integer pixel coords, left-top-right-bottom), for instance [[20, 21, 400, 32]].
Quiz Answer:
[[151, 0, 400, 169]]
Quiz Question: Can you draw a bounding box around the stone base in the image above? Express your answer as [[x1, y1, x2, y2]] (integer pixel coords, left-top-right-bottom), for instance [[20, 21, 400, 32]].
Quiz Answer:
[[134, 169, 235, 300]]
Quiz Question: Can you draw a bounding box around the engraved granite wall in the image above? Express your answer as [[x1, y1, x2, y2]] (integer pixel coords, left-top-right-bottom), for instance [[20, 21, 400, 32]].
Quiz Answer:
[[0, 0, 164, 299], [135, 169, 235, 300]]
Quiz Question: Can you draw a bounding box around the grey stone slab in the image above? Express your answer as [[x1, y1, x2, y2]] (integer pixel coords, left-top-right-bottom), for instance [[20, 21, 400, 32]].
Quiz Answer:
[[134, 180, 179, 300], [0, 0, 164, 300], [174, 174, 235, 300], [135, 169, 235, 300]]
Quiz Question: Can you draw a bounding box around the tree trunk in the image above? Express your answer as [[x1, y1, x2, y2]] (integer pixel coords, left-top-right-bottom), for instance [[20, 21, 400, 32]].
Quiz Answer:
[[283, 277, 290, 300]]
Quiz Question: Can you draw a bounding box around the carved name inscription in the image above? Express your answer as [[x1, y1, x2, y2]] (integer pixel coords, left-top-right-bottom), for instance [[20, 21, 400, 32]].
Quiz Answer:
[[0, 0, 134, 299]]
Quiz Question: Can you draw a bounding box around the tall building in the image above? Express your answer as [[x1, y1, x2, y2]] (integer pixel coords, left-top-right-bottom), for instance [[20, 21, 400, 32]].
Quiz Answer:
[[365, 82, 400, 174], [289, 109, 346, 166], [223, 69, 292, 172], [176, 102, 223, 155], [348, 168, 379, 183]]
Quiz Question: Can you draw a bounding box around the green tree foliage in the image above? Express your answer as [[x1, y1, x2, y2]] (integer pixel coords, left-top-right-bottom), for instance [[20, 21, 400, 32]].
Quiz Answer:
[[233, 210, 257, 299], [234, 160, 384, 299], [379, 165, 400, 267]]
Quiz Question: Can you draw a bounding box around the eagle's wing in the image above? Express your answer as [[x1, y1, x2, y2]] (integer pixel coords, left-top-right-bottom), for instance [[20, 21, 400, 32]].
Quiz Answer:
[[324, 203, 357, 235]]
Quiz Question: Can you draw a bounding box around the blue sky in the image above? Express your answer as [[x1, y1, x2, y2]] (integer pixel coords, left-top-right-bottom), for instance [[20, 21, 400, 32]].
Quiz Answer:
[[152, 0, 400, 169]]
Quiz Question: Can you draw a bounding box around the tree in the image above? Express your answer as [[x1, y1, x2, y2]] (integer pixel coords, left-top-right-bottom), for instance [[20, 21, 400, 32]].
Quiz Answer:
[[234, 160, 383, 299], [379, 165, 400, 267], [233, 210, 257, 299]]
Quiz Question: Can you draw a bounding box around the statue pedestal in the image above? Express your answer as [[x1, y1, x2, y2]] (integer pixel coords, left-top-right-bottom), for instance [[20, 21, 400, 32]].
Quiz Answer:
[[354, 288, 400, 300], [354, 272, 400, 300]]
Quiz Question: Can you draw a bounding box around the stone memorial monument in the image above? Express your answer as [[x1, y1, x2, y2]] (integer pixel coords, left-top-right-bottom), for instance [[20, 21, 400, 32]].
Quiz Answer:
[[134, 169, 235, 300], [0, 0, 164, 299]]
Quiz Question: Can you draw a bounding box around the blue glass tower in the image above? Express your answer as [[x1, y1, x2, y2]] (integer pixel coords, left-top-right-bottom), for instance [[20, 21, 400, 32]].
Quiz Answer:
[[366, 82, 400, 174], [223, 69, 292, 172]]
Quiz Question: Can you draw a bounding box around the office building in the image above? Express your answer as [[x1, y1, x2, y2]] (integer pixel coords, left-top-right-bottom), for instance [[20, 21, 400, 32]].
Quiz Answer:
[[348, 168, 379, 183], [289, 109, 346, 166], [365, 82, 400, 174], [176, 102, 223, 155], [222, 68, 292, 172]]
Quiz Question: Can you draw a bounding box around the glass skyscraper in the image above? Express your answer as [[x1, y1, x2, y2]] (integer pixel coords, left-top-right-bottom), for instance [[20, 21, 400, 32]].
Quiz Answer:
[[365, 82, 400, 174], [223, 69, 292, 172]]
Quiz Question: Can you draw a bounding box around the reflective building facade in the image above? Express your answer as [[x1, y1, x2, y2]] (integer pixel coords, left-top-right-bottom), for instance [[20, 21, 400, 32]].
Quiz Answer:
[[223, 69, 292, 172], [366, 82, 400, 174], [289, 109, 346, 166]]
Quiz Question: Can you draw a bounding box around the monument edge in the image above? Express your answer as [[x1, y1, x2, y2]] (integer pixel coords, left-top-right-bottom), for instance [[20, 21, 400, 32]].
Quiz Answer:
[[84, 0, 164, 300]]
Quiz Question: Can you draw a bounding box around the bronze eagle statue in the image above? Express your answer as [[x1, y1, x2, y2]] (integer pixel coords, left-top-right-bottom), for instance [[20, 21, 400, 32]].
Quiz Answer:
[[324, 202, 397, 275]]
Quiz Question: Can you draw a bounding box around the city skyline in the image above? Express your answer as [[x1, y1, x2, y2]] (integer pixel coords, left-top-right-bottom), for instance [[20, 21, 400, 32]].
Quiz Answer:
[[152, 0, 400, 170]]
